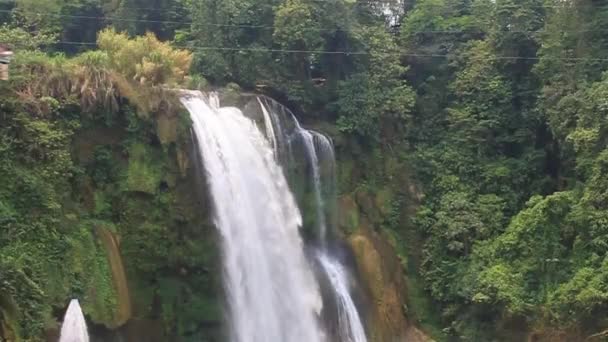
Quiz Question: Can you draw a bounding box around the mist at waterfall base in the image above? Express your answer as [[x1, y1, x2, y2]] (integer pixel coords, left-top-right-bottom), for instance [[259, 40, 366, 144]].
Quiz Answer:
[[182, 92, 368, 342], [59, 299, 90, 342]]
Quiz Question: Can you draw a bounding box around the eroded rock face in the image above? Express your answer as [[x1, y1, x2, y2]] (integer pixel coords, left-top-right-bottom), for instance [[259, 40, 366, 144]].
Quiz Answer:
[[156, 111, 178, 145], [95, 227, 132, 328], [527, 329, 587, 342], [332, 144, 432, 342], [0, 282, 19, 341], [349, 226, 431, 342]]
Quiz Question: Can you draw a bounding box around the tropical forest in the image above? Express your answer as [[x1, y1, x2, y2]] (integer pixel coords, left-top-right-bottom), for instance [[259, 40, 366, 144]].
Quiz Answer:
[[1, 0, 608, 341]]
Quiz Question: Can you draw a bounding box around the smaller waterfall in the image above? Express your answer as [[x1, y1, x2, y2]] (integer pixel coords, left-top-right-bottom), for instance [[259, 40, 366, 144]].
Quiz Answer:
[[257, 97, 291, 164], [311, 132, 337, 239], [256, 96, 367, 342], [258, 97, 278, 156], [59, 299, 89, 342], [298, 128, 328, 243], [318, 253, 367, 342]]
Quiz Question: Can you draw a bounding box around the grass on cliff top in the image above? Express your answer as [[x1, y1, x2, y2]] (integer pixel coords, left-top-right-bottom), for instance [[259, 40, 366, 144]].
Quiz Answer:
[[11, 28, 193, 120]]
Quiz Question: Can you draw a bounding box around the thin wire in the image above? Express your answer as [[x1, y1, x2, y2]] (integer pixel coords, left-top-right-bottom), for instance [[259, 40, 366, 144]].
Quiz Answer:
[[20, 40, 608, 62], [2, 9, 608, 35], [1, 0, 606, 9], [0, 9, 321, 31], [0, 0, 348, 13], [399, 1, 608, 9]]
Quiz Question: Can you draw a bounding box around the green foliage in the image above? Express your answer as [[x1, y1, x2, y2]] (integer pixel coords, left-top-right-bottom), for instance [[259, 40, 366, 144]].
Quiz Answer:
[[471, 263, 526, 315], [334, 26, 415, 140], [124, 143, 164, 194], [108, 0, 190, 40], [0, 25, 57, 50], [9, 29, 192, 122], [549, 258, 608, 322], [97, 28, 192, 86], [0, 23, 220, 341], [397, 0, 608, 338], [0, 96, 124, 338], [273, 0, 323, 50]]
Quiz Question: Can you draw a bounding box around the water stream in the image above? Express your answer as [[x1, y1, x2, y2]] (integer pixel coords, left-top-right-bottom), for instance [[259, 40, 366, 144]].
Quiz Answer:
[[182, 91, 367, 342], [298, 128, 328, 244], [182, 92, 324, 342], [258, 97, 367, 342], [59, 299, 89, 342], [317, 253, 368, 342]]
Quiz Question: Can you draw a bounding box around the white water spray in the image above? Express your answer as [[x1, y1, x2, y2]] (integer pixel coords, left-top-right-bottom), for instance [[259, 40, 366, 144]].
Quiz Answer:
[[318, 253, 368, 342], [299, 129, 328, 243], [181, 92, 324, 342], [59, 299, 89, 342], [258, 97, 278, 156], [257, 97, 368, 342]]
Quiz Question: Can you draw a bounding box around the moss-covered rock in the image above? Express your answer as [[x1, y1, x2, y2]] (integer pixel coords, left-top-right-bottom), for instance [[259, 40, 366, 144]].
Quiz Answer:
[[332, 132, 436, 341], [124, 143, 164, 194], [95, 226, 132, 328], [156, 111, 178, 145], [350, 227, 432, 342], [338, 195, 359, 234], [350, 228, 407, 341], [0, 293, 20, 342]]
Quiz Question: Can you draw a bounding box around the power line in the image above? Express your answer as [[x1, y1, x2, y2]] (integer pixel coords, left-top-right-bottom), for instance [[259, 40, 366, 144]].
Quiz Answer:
[[0, 9, 329, 31], [0, 0, 351, 13], [2, 9, 608, 35], [1, 0, 605, 11], [16, 40, 608, 62], [398, 1, 608, 9]]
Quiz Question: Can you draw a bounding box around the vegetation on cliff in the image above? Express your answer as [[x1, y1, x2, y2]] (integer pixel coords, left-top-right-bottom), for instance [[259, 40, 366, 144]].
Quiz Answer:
[[0, 24, 221, 341]]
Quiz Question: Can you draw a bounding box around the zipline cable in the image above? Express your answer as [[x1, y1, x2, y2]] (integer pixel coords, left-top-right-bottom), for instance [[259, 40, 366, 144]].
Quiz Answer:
[[0, 9, 605, 35], [0, 0, 606, 10], [11, 40, 608, 62]]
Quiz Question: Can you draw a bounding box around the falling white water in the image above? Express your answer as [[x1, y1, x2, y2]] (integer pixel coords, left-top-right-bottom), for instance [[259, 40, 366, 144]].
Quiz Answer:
[[256, 97, 367, 342], [257, 97, 290, 164], [318, 254, 368, 342], [181, 92, 324, 342], [59, 299, 89, 342], [311, 132, 337, 236], [258, 97, 278, 155], [299, 128, 328, 243]]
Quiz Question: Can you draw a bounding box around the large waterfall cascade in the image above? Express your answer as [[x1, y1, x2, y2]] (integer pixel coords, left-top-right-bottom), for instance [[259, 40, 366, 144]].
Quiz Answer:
[[59, 299, 89, 342], [181, 92, 324, 342], [258, 97, 368, 342], [182, 91, 367, 342]]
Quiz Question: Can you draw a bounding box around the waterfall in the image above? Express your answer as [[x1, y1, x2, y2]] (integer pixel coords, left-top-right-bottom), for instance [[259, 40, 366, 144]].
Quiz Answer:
[[317, 253, 368, 342], [311, 131, 337, 239], [257, 97, 291, 165], [59, 299, 89, 342], [257, 97, 278, 157], [257, 97, 368, 342], [298, 128, 328, 243], [181, 92, 324, 342]]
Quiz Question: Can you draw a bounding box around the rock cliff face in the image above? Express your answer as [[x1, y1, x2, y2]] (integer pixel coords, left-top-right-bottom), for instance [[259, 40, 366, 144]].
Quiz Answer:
[[331, 134, 432, 342], [95, 227, 132, 328], [344, 204, 431, 342], [35, 105, 224, 341], [88, 117, 222, 341]]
